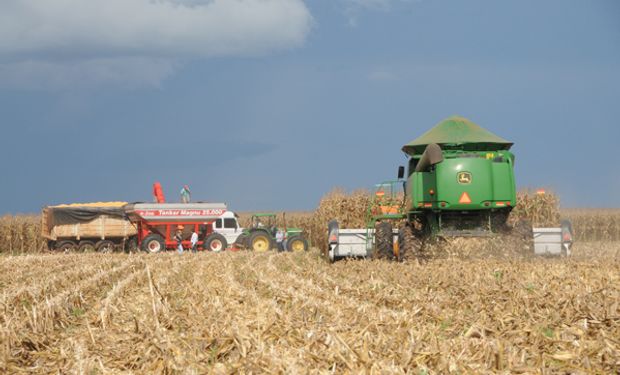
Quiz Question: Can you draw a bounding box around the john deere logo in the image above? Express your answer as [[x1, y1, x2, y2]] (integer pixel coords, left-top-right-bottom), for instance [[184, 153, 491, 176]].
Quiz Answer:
[[457, 172, 472, 184]]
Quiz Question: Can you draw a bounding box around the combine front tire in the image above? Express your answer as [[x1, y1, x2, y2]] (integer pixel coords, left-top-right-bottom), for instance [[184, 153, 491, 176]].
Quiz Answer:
[[374, 222, 394, 260], [286, 236, 308, 252], [204, 233, 227, 252], [249, 232, 273, 252], [142, 234, 165, 254]]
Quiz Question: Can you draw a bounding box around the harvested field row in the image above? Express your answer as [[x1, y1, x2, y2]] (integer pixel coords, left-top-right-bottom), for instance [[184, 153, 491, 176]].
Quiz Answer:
[[1, 243, 618, 373]]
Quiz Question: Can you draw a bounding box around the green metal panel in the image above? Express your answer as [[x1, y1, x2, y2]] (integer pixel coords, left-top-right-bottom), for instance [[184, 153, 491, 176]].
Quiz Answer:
[[402, 116, 513, 155], [409, 172, 436, 210], [436, 157, 492, 210], [406, 151, 517, 212]]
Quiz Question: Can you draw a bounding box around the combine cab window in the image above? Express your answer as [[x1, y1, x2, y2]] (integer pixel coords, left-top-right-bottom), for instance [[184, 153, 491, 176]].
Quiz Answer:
[[224, 218, 237, 229]]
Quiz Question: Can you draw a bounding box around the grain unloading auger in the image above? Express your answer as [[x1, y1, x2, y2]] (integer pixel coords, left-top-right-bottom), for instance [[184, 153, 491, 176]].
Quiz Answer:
[[327, 116, 574, 262]]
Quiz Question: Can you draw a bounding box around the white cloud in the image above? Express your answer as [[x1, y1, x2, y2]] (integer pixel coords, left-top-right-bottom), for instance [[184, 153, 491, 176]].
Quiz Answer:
[[0, 0, 312, 89]]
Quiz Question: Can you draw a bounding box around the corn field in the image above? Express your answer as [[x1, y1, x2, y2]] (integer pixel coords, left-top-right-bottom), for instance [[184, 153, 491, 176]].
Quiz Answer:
[[0, 246, 618, 373], [2, 191, 620, 255]]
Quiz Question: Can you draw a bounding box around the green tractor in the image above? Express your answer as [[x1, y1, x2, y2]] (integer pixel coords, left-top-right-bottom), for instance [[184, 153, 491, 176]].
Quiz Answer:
[[328, 116, 531, 261], [235, 213, 309, 252]]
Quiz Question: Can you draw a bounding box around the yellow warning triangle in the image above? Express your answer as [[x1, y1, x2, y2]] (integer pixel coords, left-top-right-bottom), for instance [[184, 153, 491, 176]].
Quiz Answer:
[[459, 192, 472, 204]]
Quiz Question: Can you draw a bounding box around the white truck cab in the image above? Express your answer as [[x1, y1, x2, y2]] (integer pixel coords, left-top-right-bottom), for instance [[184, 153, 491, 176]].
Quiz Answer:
[[211, 211, 243, 247]]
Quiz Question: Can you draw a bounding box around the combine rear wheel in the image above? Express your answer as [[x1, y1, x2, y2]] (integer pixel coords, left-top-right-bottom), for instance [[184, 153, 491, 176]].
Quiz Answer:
[[374, 222, 394, 260], [397, 224, 422, 262]]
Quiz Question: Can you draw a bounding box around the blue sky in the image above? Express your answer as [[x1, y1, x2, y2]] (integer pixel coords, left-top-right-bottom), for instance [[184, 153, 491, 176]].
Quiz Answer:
[[0, 0, 619, 214]]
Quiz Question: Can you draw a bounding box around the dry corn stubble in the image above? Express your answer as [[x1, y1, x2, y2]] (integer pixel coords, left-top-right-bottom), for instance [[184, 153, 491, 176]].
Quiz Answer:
[[0, 249, 618, 373]]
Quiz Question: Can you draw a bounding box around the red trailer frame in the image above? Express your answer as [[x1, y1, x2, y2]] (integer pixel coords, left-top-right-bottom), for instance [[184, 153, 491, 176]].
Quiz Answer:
[[137, 220, 217, 251], [124, 203, 228, 252]]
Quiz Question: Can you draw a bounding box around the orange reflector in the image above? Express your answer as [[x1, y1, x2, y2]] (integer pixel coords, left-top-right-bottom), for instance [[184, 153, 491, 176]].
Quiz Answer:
[[375, 191, 385, 197], [506, 201, 511, 206], [459, 192, 472, 204], [329, 234, 337, 242]]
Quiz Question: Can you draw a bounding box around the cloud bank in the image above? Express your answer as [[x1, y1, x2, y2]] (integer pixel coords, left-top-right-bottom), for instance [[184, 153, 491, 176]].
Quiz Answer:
[[0, 0, 312, 89]]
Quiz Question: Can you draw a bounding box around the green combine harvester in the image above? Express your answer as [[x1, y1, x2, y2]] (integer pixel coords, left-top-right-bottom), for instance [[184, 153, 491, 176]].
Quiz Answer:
[[328, 116, 534, 261]]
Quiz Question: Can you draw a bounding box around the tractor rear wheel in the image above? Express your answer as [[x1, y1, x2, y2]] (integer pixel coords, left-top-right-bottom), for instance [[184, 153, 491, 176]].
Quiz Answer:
[[286, 236, 308, 252], [249, 232, 274, 252], [205, 233, 227, 252], [374, 222, 394, 260], [142, 234, 165, 254], [398, 224, 422, 262]]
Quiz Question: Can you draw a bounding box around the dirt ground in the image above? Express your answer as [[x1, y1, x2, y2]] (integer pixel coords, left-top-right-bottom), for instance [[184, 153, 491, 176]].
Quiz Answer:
[[0, 242, 618, 373]]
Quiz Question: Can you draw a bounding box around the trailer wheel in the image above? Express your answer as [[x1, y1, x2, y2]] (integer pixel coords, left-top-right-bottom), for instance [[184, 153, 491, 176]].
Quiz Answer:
[[286, 236, 308, 252], [249, 232, 273, 252], [398, 224, 422, 262], [374, 222, 394, 260], [205, 233, 227, 252], [96, 240, 115, 253], [78, 240, 96, 253], [57, 240, 77, 253], [142, 234, 165, 254]]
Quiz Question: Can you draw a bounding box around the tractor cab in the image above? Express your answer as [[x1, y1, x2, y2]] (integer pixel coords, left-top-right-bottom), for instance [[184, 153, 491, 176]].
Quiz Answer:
[[250, 213, 278, 235]]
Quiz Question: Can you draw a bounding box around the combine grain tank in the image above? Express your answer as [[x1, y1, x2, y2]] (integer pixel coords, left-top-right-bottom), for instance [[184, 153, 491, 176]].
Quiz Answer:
[[41, 202, 137, 252]]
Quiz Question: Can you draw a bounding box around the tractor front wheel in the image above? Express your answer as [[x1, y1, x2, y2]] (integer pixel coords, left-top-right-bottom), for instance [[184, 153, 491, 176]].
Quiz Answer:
[[249, 232, 274, 252], [286, 236, 308, 252]]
